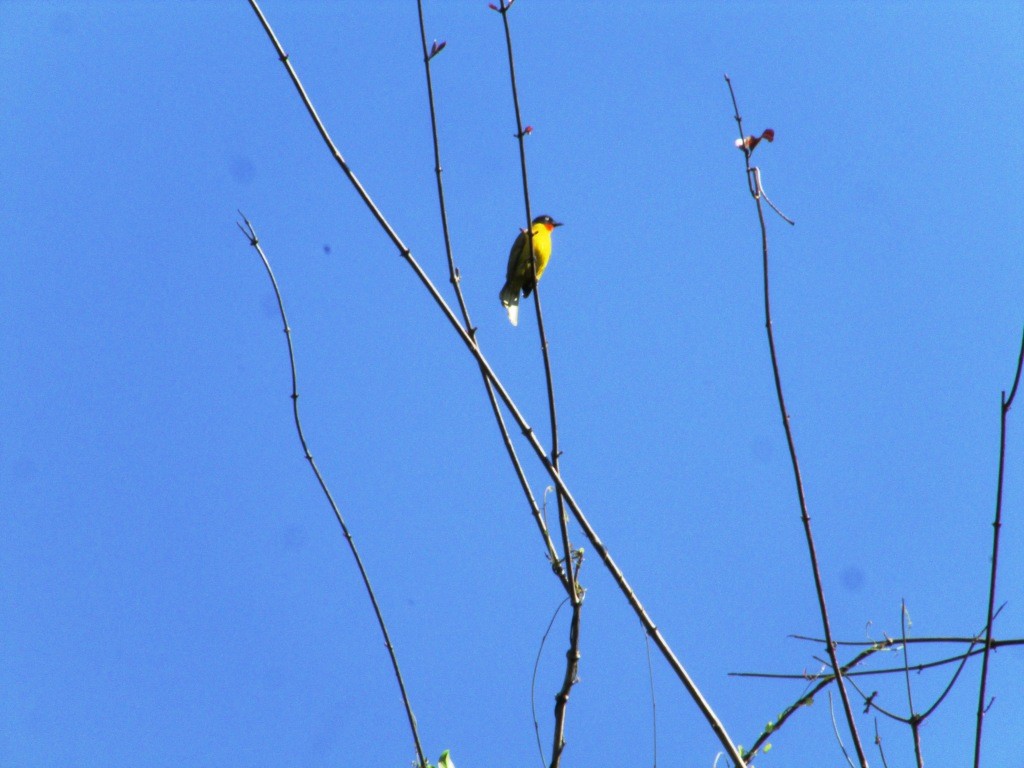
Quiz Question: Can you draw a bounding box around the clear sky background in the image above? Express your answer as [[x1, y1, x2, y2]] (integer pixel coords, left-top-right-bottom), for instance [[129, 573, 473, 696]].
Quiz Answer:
[[3, 2, 1023, 766]]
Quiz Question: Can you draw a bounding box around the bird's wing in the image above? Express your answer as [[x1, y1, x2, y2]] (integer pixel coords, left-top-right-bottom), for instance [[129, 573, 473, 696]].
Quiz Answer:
[[505, 229, 528, 284]]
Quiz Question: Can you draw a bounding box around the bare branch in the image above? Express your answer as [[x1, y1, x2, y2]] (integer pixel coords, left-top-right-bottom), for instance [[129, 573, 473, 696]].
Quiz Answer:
[[974, 323, 1024, 767], [531, 597, 570, 768], [413, 0, 568, 587], [237, 214, 427, 768], [724, 73, 867, 767]]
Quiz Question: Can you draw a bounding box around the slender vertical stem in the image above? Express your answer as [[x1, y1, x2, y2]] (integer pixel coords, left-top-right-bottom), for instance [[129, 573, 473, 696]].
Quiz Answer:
[[237, 216, 428, 768], [495, 0, 576, 604], [900, 602, 916, 722], [911, 721, 924, 768], [645, 631, 659, 767], [494, 4, 579, 765], [973, 325, 1024, 767], [415, 0, 567, 587], [724, 74, 868, 768], [899, 602, 923, 767], [874, 719, 891, 768]]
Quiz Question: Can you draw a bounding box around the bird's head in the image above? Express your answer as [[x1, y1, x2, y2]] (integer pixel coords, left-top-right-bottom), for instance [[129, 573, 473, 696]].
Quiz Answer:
[[532, 214, 563, 231]]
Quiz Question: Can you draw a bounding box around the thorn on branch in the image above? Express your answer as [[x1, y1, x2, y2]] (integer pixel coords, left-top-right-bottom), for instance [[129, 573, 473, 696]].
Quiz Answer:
[[863, 691, 877, 714]]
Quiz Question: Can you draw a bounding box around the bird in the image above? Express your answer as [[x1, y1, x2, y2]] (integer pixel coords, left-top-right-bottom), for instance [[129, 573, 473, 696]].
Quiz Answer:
[[499, 214, 563, 326]]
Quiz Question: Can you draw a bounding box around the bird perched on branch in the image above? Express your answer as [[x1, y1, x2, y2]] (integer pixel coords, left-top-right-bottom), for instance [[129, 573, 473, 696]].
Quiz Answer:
[[499, 214, 563, 326]]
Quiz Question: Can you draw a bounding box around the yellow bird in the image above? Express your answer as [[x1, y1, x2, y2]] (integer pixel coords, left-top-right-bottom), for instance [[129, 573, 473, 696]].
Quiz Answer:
[[499, 214, 563, 326]]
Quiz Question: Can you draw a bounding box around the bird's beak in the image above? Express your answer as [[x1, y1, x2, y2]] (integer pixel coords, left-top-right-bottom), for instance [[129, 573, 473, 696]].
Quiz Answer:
[[553, 221, 564, 227]]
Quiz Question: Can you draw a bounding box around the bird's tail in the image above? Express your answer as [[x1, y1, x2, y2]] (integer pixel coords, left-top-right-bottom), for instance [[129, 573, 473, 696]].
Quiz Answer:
[[499, 283, 520, 326]]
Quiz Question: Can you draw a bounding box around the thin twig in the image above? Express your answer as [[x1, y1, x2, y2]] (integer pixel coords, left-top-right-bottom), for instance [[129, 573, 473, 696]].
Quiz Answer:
[[750, 167, 795, 226], [847, 674, 905, 722], [735, 640, 1023, 682], [874, 719, 891, 768], [919, 633, 976, 720], [494, 3, 580, 765], [724, 73, 867, 768], [245, 6, 745, 763], [791, 630, 1011, 647], [531, 598, 570, 768], [644, 630, 659, 768], [899, 602, 916, 728], [414, 0, 567, 587], [974, 324, 1024, 768], [828, 690, 857, 768], [237, 214, 427, 768]]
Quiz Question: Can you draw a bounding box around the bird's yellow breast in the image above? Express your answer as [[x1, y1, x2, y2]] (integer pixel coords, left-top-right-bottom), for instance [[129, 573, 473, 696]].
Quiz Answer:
[[529, 222, 554, 279]]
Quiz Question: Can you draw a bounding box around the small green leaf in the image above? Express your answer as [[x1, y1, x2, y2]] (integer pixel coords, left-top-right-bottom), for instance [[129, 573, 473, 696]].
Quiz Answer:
[[438, 749, 455, 768], [764, 743, 772, 752]]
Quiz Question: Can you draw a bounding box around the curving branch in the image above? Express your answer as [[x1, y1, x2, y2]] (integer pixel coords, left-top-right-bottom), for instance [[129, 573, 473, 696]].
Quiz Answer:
[[245, 2, 746, 764], [237, 214, 428, 768]]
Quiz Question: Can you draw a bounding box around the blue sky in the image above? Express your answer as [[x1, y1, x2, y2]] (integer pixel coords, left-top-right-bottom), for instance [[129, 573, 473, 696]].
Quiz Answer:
[[3, 2, 1023, 766]]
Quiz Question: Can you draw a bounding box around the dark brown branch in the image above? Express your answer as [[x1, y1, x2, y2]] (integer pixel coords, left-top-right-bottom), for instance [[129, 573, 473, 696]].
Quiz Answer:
[[494, 4, 580, 765], [245, 5, 745, 763], [973, 323, 1024, 768], [847, 674, 905, 723], [724, 74, 867, 768], [237, 215, 427, 768], [733, 639, 1024, 683], [899, 603, 917, 730], [531, 597, 569, 767], [919, 634, 975, 720], [874, 719, 891, 768], [791, 631, 1009, 647]]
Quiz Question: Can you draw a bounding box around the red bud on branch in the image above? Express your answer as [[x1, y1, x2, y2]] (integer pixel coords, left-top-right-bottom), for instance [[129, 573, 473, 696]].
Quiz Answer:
[[735, 128, 775, 154], [428, 40, 447, 59]]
